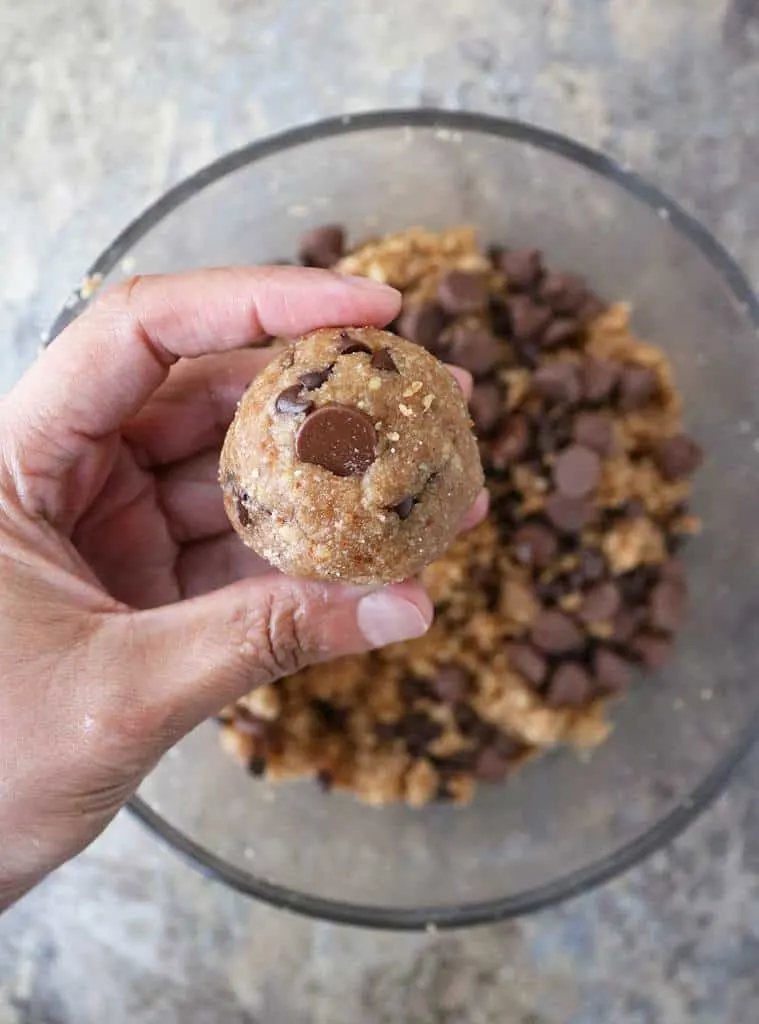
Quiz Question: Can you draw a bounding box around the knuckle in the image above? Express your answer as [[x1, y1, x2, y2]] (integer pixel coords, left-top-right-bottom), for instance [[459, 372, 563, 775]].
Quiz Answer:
[[236, 587, 315, 684]]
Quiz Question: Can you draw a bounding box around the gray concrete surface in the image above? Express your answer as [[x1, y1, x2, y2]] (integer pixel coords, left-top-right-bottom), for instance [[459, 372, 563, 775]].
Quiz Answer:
[[2, 0, 759, 1020]]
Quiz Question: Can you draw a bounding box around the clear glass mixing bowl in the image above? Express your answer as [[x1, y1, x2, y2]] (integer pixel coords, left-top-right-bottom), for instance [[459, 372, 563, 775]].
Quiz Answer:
[[51, 110, 759, 929]]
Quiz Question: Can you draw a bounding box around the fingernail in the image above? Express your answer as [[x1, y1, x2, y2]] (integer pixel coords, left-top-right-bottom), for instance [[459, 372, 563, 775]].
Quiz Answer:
[[357, 592, 430, 648], [341, 274, 400, 296]]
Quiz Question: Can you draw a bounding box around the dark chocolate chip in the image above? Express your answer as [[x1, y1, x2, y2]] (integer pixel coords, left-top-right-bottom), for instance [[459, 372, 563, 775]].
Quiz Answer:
[[337, 332, 373, 356], [248, 755, 267, 777], [649, 580, 687, 632], [469, 381, 503, 435], [531, 609, 584, 654], [545, 493, 593, 534], [397, 301, 447, 350], [448, 324, 502, 378], [654, 434, 704, 481], [311, 699, 348, 731], [489, 296, 513, 337], [542, 317, 580, 348], [578, 293, 606, 323], [475, 738, 520, 781], [370, 347, 399, 373], [659, 557, 687, 584], [433, 749, 479, 775], [532, 361, 583, 405], [578, 581, 621, 623], [630, 632, 673, 670], [619, 365, 658, 410], [431, 666, 471, 703], [275, 385, 314, 415], [508, 296, 553, 342], [513, 338, 541, 369], [579, 547, 606, 583], [573, 411, 615, 455], [499, 247, 544, 291], [506, 643, 548, 686], [582, 358, 620, 402], [235, 490, 252, 528], [513, 522, 558, 569], [613, 606, 648, 643], [299, 366, 333, 390], [453, 703, 481, 736], [400, 675, 433, 704], [401, 712, 443, 757], [620, 498, 646, 519], [536, 415, 573, 456], [491, 413, 530, 468], [546, 662, 592, 707], [298, 224, 345, 268], [553, 444, 602, 498], [393, 495, 416, 520], [375, 720, 401, 742], [316, 770, 333, 792], [539, 272, 589, 314], [618, 565, 658, 603], [437, 270, 490, 314], [593, 648, 634, 692], [295, 403, 377, 476]]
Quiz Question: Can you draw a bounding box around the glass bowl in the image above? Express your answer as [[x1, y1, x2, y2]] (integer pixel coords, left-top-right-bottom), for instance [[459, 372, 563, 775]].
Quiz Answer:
[[51, 110, 759, 930]]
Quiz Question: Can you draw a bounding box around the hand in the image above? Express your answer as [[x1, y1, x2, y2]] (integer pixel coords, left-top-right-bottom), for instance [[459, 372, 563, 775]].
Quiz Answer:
[[0, 266, 486, 909]]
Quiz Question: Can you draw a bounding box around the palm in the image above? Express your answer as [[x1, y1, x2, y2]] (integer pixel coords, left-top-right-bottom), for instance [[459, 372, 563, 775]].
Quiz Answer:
[[71, 350, 270, 610]]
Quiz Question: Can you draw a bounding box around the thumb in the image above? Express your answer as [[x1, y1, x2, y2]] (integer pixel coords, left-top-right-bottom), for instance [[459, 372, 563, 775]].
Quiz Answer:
[[114, 574, 432, 736]]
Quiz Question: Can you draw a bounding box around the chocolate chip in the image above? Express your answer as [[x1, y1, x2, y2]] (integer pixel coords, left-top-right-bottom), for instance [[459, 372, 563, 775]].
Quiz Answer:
[[649, 580, 687, 632], [448, 324, 502, 378], [370, 348, 399, 373], [275, 385, 314, 415], [545, 493, 593, 534], [431, 666, 471, 703], [554, 444, 602, 498], [579, 547, 606, 583], [574, 411, 615, 455], [593, 648, 633, 692], [499, 248, 544, 290], [618, 565, 658, 603], [393, 496, 416, 520], [401, 712, 443, 757], [578, 293, 606, 323], [545, 662, 591, 707], [542, 317, 580, 348], [489, 296, 513, 337], [248, 755, 267, 777], [540, 272, 589, 314], [582, 359, 620, 402], [578, 581, 621, 623], [316, 770, 333, 792], [295, 403, 377, 476], [654, 434, 704, 480], [491, 414, 530, 468], [337, 332, 373, 356], [619, 365, 658, 410], [375, 720, 401, 742], [311, 699, 348, 731], [469, 382, 503, 435], [659, 557, 686, 585], [437, 270, 490, 314], [613, 606, 648, 643], [235, 490, 252, 528], [475, 739, 519, 782], [513, 523, 558, 569], [508, 296, 553, 341], [513, 338, 541, 369], [630, 632, 673, 670], [532, 361, 583, 405], [299, 366, 333, 390], [506, 643, 548, 686], [536, 415, 573, 456], [298, 224, 345, 268], [531, 609, 584, 654], [397, 301, 447, 350]]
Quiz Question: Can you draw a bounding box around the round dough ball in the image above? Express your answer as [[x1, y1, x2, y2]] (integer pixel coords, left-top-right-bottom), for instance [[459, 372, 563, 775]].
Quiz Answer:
[[220, 326, 483, 584]]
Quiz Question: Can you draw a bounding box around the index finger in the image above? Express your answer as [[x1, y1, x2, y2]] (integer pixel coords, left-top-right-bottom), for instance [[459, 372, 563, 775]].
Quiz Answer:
[[6, 267, 401, 450]]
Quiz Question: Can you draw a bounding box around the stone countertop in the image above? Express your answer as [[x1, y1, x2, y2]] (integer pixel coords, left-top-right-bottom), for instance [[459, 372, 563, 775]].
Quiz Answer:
[[1, 1, 759, 1021]]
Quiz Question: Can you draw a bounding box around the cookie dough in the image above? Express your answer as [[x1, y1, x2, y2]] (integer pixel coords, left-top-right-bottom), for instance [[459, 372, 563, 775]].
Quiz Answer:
[[218, 226, 703, 807], [220, 326, 483, 584]]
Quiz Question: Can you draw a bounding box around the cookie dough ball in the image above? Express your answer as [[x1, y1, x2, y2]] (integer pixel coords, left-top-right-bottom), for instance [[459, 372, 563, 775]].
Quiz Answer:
[[220, 326, 483, 584]]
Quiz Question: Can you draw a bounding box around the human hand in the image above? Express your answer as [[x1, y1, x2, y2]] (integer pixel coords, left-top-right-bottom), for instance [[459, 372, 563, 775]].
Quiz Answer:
[[0, 267, 485, 909]]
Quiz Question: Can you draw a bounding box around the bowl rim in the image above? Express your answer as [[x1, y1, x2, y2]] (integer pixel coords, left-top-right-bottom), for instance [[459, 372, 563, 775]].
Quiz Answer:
[[50, 107, 759, 931]]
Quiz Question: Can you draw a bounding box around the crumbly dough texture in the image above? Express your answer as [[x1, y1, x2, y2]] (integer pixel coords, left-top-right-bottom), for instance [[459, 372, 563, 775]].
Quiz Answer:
[[218, 226, 703, 807], [220, 327, 483, 584]]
